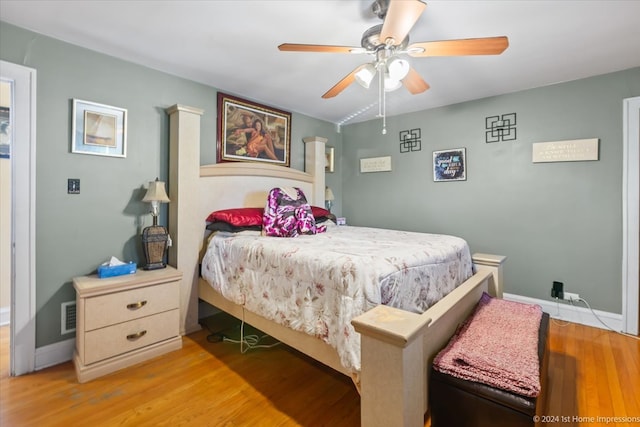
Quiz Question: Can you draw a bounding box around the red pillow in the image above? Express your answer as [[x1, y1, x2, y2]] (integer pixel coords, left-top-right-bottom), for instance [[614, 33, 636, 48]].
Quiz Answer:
[[206, 206, 330, 227], [206, 207, 264, 226], [311, 206, 331, 218]]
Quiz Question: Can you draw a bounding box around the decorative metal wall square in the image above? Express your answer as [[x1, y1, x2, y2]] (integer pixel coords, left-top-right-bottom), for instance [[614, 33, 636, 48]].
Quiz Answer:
[[399, 128, 421, 153], [485, 113, 517, 143]]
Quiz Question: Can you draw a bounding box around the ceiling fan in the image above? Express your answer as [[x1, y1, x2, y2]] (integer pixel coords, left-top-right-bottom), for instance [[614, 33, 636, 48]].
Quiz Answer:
[[278, 0, 509, 100]]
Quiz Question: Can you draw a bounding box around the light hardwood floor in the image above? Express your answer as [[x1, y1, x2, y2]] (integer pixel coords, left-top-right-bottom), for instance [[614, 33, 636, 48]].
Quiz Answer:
[[1, 316, 638, 426]]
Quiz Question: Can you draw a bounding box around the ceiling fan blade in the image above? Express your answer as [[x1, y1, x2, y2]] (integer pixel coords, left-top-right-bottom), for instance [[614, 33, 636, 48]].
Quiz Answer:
[[322, 65, 365, 99], [380, 0, 427, 46], [402, 67, 430, 94], [407, 36, 509, 57], [278, 43, 363, 54]]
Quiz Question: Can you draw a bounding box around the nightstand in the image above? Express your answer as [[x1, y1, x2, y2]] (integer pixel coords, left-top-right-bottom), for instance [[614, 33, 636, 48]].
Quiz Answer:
[[73, 266, 183, 383]]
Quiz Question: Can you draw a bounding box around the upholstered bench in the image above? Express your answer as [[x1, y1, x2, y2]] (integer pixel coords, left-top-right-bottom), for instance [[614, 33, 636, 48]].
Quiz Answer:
[[430, 307, 549, 427]]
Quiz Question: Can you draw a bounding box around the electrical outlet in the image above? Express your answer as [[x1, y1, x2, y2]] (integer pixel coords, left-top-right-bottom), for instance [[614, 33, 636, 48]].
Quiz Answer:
[[563, 292, 580, 302], [551, 281, 564, 299]]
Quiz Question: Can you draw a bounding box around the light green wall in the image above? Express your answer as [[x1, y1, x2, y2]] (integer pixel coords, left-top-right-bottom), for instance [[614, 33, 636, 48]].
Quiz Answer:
[[0, 22, 339, 347], [341, 67, 640, 313]]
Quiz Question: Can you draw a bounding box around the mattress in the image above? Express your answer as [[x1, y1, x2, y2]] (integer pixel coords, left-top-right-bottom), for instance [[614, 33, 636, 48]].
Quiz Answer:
[[201, 222, 473, 375]]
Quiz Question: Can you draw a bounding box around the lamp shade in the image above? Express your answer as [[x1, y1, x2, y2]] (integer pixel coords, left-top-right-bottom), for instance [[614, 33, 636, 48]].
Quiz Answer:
[[387, 57, 410, 81], [355, 63, 377, 89], [384, 73, 402, 92], [142, 179, 170, 203], [325, 187, 335, 201]]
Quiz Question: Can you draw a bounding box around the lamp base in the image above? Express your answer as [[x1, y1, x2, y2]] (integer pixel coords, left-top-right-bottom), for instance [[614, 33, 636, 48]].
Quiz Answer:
[[144, 261, 166, 271], [325, 200, 333, 212], [142, 225, 169, 270]]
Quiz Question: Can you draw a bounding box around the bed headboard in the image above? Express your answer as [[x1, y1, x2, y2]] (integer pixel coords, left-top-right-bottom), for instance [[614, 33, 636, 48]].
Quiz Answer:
[[166, 104, 328, 334]]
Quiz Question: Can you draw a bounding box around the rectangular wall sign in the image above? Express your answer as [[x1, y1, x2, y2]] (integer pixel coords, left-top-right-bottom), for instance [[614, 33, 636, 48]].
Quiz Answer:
[[360, 156, 392, 173], [532, 138, 599, 163]]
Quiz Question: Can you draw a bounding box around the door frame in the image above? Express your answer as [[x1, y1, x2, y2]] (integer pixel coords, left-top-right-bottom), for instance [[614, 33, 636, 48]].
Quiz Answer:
[[1, 60, 37, 375], [623, 96, 639, 335]]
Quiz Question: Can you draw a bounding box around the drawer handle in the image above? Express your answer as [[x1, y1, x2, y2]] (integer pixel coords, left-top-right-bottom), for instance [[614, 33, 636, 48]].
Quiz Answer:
[[126, 300, 147, 310], [126, 330, 147, 340]]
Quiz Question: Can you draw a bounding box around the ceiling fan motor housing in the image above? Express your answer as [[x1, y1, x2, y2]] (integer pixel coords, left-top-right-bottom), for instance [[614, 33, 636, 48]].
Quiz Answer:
[[361, 24, 409, 51]]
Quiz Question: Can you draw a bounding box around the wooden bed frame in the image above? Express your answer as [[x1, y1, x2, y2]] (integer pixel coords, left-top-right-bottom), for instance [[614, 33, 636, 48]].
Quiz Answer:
[[165, 105, 506, 427]]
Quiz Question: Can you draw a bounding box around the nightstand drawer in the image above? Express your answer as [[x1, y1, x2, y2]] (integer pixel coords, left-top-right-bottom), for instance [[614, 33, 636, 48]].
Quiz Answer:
[[84, 281, 179, 331], [84, 308, 179, 365]]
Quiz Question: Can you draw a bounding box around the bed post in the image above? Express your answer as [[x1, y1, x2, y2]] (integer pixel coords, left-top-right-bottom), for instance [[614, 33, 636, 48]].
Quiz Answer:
[[166, 104, 205, 335], [354, 306, 432, 427], [302, 136, 326, 206], [471, 253, 507, 298]]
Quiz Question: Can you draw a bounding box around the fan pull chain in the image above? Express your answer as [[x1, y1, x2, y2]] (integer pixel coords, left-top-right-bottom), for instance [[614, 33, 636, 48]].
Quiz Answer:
[[377, 62, 387, 135], [377, 64, 382, 118], [382, 74, 387, 135]]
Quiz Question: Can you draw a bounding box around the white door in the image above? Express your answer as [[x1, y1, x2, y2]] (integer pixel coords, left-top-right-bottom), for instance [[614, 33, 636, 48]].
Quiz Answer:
[[0, 60, 37, 375], [623, 96, 639, 335]]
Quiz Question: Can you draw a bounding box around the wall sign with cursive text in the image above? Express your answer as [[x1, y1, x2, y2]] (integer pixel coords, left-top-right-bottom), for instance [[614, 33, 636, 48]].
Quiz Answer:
[[433, 148, 466, 182]]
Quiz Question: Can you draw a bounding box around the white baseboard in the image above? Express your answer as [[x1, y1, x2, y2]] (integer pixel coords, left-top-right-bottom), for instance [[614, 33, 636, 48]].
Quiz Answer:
[[503, 293, 623, 332], [34, 337, 75, 371], [0, 306, 9, 326]]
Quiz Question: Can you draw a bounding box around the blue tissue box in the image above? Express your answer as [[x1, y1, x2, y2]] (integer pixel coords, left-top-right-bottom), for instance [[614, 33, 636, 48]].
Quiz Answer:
[[97, 262, 137, 279]]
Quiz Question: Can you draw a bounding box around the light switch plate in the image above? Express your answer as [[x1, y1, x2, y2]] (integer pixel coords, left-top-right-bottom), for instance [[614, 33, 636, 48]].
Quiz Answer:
[[68, 178, 80, 194]]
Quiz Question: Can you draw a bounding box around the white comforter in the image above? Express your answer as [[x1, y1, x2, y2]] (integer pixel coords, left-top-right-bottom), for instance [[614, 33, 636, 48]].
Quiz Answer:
[[201, 222, 473, 375]]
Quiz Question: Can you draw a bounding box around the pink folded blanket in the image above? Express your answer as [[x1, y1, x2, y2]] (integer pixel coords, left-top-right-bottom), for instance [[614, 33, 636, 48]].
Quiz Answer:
[[433, 293, 543, 397]]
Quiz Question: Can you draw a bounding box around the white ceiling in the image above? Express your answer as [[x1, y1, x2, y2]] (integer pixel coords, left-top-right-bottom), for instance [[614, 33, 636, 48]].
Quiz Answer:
[[2, 0, 640, 126]]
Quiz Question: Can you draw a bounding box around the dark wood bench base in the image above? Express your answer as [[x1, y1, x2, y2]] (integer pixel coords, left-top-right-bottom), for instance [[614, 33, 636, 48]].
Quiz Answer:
[[430, 312, 549, 427]]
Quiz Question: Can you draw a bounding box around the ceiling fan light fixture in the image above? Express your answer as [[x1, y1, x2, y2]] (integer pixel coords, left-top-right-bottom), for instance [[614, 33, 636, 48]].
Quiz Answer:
[[387, 56, 410, 80], [355, 63, 377, 89], [383, 72, 402, 92]]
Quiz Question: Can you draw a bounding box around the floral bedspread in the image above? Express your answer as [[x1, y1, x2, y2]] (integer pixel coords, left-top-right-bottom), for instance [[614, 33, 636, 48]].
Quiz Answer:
[[201, 222, 473, 375]]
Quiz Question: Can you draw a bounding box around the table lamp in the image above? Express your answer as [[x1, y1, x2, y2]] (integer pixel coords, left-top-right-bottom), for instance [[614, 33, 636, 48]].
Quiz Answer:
[[325, 186, 335, 212], [141, 178, 170, 270]]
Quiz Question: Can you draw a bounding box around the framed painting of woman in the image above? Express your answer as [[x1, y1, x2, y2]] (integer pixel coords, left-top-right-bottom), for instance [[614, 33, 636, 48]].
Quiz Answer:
[[217, 92, 291, 167]]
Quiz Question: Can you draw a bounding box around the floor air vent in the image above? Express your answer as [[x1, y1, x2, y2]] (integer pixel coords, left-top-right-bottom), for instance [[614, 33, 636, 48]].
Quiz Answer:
[[61, 301, 76, 334]]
